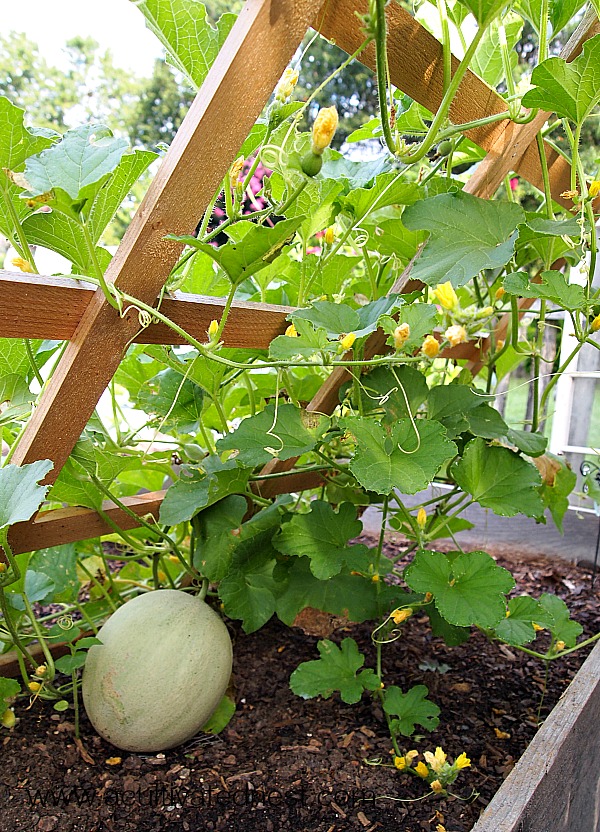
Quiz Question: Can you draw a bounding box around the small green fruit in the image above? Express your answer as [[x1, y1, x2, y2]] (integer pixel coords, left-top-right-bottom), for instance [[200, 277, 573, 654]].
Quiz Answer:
[[301, 151, 323, 177]]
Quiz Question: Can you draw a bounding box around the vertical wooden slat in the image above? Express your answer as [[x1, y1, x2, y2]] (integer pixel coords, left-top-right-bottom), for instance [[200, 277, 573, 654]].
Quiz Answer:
[[10, 0, 323, 484]]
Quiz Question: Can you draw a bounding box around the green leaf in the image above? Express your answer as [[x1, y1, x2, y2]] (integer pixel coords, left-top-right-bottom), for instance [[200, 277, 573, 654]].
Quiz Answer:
[[403, 191, 524, 287], [466, 404, 509, 440], [28, 544, 80, 604], [201, 694, 236, 734], [170, 217, 303, 284], [525, 216, 581, 238], [380, 303, 439, 351], [289, 638, 380, 705], [137, 368, 204, 432], [0, 96, 56, 170], [8, 570, 56, 610], [427, 383, 493, 439], [218, 537, 279, 633], [404, 549, 515, 628], [346, 417, 457, 495], [21, 124, 129, 202], [75, 637, 103, 649], [382, 684, 440, 736], [21, 211, 112, 276], [427, 603, 470, 646], [452, 438, 544, 517], [522, 35, 600, 123], [217, 403, 330, 468], [54, 653, 87, 675], [457, 0, 507, 23], [192, 495, 247, 581], [291, 301, 360, 338], [503, 271, 586, 310], [494, 595, 556, 645], [134, 0, 237, 89], [274, 558, 381, 625], [48, 623, 82, 644], [539, 593, 583, 647], [337, 173, 420, 220], [539, 456, 577, 533], [364, 215, 426, 261], [273, 502, 370, 580], [0, 677, 20, 711], [516, 0, 586, 36], [471, 15, 523, 87], [506, 428, 548, 457], [358, 366, 429, 424], [159, 458, 250, 525], [0, 460, 53, 529]]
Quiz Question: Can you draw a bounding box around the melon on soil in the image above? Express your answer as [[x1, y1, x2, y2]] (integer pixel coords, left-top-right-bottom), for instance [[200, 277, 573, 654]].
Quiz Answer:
[[82, 589, 233, 752]]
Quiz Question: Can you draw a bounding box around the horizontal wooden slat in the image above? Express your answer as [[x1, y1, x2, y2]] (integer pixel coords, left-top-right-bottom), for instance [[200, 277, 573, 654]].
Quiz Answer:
[[0, 271, 292, 349]]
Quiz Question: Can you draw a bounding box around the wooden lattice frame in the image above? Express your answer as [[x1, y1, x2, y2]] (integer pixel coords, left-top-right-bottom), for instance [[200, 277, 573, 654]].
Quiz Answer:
[[3, 0, 599, 557]]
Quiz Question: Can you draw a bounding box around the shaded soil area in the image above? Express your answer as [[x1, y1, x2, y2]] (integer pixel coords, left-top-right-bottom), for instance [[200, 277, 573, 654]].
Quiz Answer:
[[1, 542, 599, 832]]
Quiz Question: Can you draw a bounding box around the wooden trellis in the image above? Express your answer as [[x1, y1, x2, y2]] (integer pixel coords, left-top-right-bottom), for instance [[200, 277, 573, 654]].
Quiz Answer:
[[2, 0, 600, 557]]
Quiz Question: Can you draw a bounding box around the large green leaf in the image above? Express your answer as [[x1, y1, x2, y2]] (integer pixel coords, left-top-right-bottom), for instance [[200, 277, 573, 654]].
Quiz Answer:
[[21, 124, 129, 203], [494, 595, 555, 645], [346, 417, 457, 495], [134, 0, 237, 89], [137, 368, 204, 432], [0, 461, 53, 529], [402, 191, 524, 287], [217, 403, 330, 468], [359, 365, 429, 423], [382, 684, 440, 736], [0, 96, 56, 170], [452, 438, 544, 517], [291, 301, 360, 338], [22, 211, 113, 276], [337, 173, 420, 220], [170, 217, 303, 284], [503, 271, 586, 310], [427, 383, 494, 439], [539, 593, 583, 647], [515, 0, 586, 36], [192, 495, 247, 581], [159, 457, 250, 525], [218, 538, 279, 633], [456, 0, 508, 24], [404, 549, 515, 627], [521, 35, 600, 123], [8, 570, 56, 610], [289, 638, 380, 705], [0, 677, 20, 710], [471, 15, 523, 87], [28, 544, 80, 604], [273, 502, 370, 579]]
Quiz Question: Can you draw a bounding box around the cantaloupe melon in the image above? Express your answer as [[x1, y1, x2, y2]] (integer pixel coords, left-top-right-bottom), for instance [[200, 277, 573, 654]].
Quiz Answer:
[[82, 589, 232, 752]]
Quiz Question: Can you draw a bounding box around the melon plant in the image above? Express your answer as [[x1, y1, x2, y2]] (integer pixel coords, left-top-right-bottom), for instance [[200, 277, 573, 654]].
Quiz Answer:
[[82, 590, 232, 752]]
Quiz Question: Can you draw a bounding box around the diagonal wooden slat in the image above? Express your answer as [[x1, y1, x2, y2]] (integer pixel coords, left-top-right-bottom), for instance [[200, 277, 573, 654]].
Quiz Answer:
[[9, 0, 323, 485], [0, 271, 292, 348]]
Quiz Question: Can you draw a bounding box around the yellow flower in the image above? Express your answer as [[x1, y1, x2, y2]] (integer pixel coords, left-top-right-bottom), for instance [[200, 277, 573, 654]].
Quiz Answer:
[[560, 189, 578, 200], [431, 779, 444, 794], [394, 756, 406, 770], [10, 256, 34, 273], [478, 305, 494, 318], [312, 106, 338, 154], [371, 574, 380, 583], [417, 507, 427, 529], [285, 323, 298, 337], [340, 332, 356, 350], [324, 226, 336, 245], [555, 640, 566, 651], [445, 325, 468, 347], [0, 562, 7, 573], [591, 314, 600, 333], [424, 747, 447, 773], [275, 67, 299, 101], [415, 761, 429, 777], [454, 752, 471, 770], [432, 281, 458, 311], [34, 665, 47, 678], [1, 709, 15, 729], [589, 180, 600, 199], [229, 156, 244, 189], [533, 623, 544, 632], [496, 339, 505, 351], [422, 335, 440, 358], [28, 681, 41, 693], [208, 319, 219, 339], [424, 592, 433, 602], [495, 286, 506, 301], [393, 323, 410, 349], [390, 607, 413, 625], [406, 750, 419, 764]]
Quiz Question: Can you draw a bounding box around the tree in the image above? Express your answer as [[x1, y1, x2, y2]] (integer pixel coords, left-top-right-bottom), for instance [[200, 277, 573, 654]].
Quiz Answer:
[[127, 59, 195, 149]]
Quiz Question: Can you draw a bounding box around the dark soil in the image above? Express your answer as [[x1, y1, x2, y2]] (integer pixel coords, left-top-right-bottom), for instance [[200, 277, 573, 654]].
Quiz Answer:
[[1, 539, 599, 832]]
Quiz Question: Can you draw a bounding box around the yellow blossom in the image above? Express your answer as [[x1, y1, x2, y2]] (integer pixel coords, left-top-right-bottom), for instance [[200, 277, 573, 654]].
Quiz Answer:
[[560, 189, 578, 200], [478, 305, 494, 318], [371, 574, 380, 583], [28, 681, 41, 693], [229, 156, 244, 189], [285, 323, 298, 337], [394, 756, 406, 770], [495, 287, 506, 301], [417, 507, 427, 529], [312, 106, 338, 154], [591, 314, 600, 333], [445, 325, 468, 347], [393, 323, 410, 349], [208, 319, 219, 339], [424, 747, 447, 773], [589, 180, 600, 199], [275, 67, 299, 101], [415, 761, 429, 777], [10, 256, 34, 273], [0, 562, 7, 573], [34, 665, 47, 678], [324, 226, 336, 245], [432, 281, 459, 311], [406, 750, 419, 764], [431, 779, 444, 794], [1, 709, 15, 729], [555, 640, 566, 651], [391, 607, 413, 625], [496, 339, 505, 351], [454, 752, 471, 770], [533, 623, 544, 632], [424, 592, 433, 602], [422, 335, 440, 358], [340, 332, 356, 350]]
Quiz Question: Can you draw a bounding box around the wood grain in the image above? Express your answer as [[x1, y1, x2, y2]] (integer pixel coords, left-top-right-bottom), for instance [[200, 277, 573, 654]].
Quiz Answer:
[[9, 0, 323, 484], [0, 271, 292, 348]]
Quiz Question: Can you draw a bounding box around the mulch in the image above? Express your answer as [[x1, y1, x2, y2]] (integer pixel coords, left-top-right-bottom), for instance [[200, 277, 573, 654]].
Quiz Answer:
[[1, 537, 599, 832]]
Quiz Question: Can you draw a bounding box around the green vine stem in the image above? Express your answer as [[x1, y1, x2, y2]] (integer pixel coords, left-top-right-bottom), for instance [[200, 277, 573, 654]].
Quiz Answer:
[[437, 0, 452, 93], [374, 0, 397, 155], [81, 220, 120, 311]]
